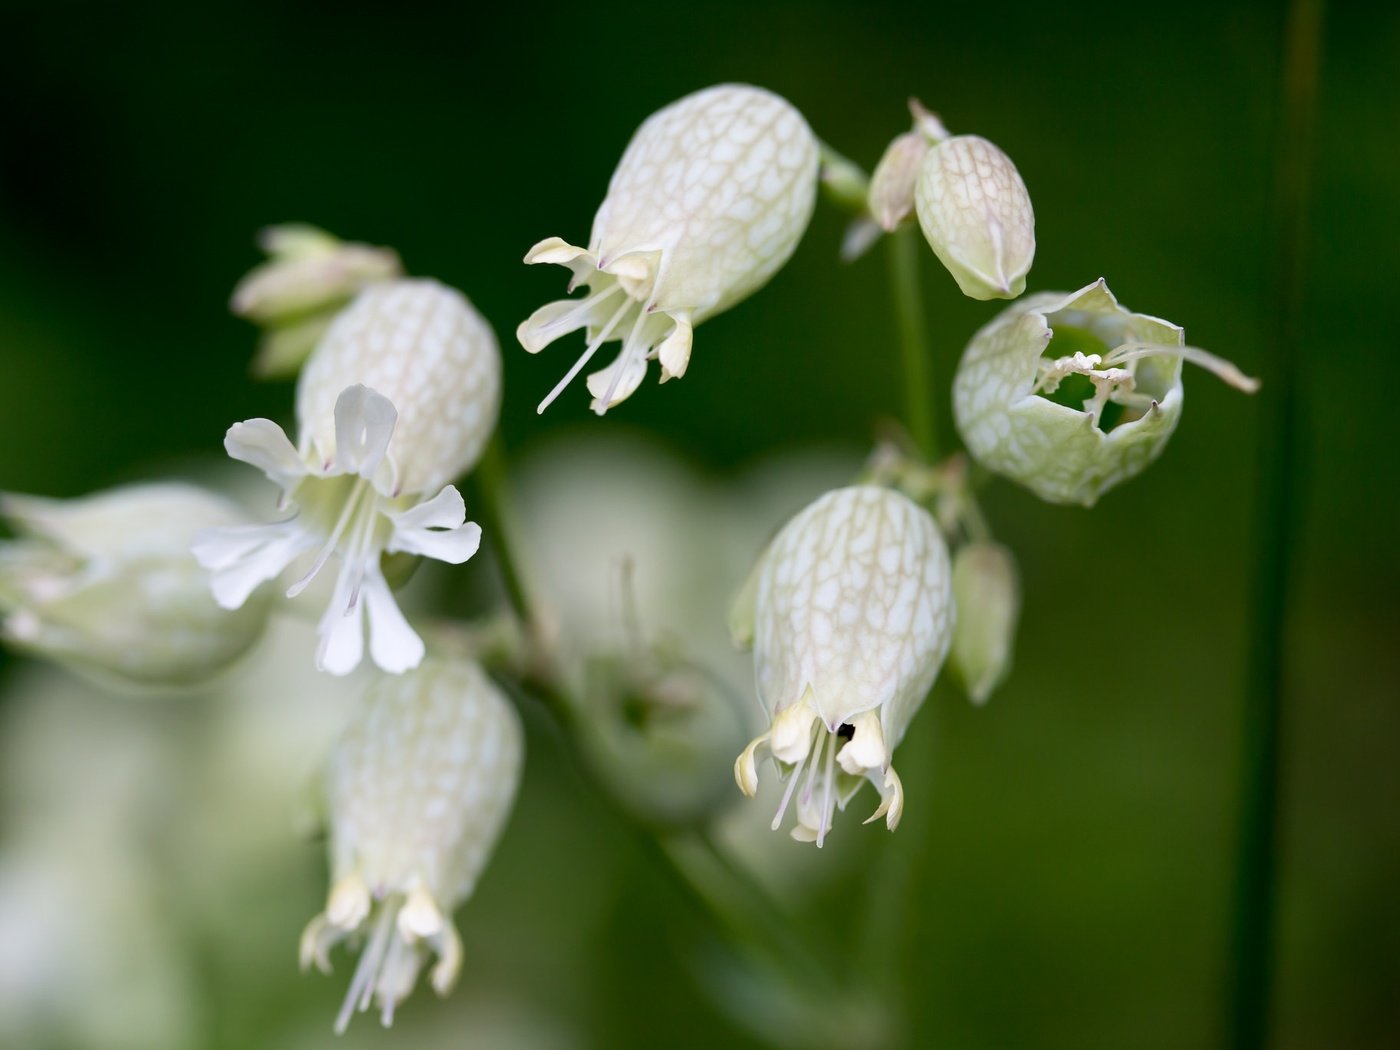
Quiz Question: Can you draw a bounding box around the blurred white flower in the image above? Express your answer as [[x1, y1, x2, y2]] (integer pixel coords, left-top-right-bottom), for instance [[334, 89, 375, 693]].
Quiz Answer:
[[195, 279, 501, 675], [949, 541, 1020, 705], [301, 659, 523, 1033], [0, 482, 270, 690], [518, 84, 819, 414], [734, 486, 953, 845]]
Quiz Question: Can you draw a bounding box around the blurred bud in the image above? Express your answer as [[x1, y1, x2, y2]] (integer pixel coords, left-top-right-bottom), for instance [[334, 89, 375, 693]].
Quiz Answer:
[[868, 132, 930, 232], [952, 278, 1259, 506], [300, 659, 523, 1034], [734, 486, 953, 846], [195, 279, 501, 675], [231, 224, 402, 378], [949, 542, 1019, 705], [519, 83, 818, 414], [574, 647, 747, 828], [0, 482, 270, 690], [914, 131, 1035, 300]]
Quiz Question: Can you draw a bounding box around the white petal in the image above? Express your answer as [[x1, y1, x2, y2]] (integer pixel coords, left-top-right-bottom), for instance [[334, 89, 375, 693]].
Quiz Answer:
[[393, 521, 481, 565], [196, 523, 312, 608], [333, 385, 398, 478], [362, 566, 425, 674], [390, 486, 465, 532], [224, 418, 307, 489], [586, 348, 648, 414], [316, 571, 366, 675]]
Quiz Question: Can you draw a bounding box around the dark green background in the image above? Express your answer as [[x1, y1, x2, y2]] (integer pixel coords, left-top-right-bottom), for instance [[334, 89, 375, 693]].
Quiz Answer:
[[2, 1, 1397, 1047]]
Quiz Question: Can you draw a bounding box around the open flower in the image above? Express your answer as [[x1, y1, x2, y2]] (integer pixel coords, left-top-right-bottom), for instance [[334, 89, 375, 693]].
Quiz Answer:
[[733, 486, 953, 845], [0, 482, 270, 690], [518, 83, 819, 414], [194, 279, 501, 675], [952, 278, 1259, 506], [299, 659, 523, 1033]]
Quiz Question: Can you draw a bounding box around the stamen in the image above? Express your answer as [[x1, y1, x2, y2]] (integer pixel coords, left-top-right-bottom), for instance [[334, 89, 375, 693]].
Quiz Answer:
[[335, 899, 398, 1035], [287, 478, 370, 599], [816, 725, 837, 848], [545, 280, 623, 330], [1103, 342, 1261, 393], [537, 293, 636, 413], [593, 302, 654, 416], [772, 734, 814, 831]]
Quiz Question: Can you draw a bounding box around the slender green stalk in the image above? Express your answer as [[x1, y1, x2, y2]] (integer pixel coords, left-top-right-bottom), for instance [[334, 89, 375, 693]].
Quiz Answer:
[[886, 225, 937, 460], [1229, 1, 1323, 1047], [469, 436, 535, 631]]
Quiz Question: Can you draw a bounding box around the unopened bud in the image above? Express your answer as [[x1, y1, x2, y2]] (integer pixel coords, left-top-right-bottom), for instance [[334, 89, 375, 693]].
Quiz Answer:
[[949, 543, 1019, 705], [868, 132, 930, 232]]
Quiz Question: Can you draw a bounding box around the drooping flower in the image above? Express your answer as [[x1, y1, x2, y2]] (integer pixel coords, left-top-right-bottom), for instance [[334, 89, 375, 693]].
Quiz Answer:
[[733, 486, 953, 845], [0, 482, 270, 690], [194, 278, 501, 675], [952, 278, 1259, 506], [518, 83, 819, 415], [299, 659, 523, 1033]]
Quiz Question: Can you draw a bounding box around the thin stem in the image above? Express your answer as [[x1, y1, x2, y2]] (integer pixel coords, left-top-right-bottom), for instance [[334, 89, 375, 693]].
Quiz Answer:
[[886, 225, 937, 460], [469, 436, 535, 632], [1229, 1, 1323, 1048]]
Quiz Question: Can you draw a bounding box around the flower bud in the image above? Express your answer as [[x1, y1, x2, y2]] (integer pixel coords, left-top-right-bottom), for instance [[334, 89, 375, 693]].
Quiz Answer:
[[868, 132, 930, 232], [952, 278, 1259, 506], [949, 542, 1019, 705], [518, 84, 819, 414], [914, 134, 1035, 300], [300, 659, 523, 1033], [0, 483, 270, 690], [733, 486, 953, 846], [194, 279, 500, 675], [230, 224, 403, 378]]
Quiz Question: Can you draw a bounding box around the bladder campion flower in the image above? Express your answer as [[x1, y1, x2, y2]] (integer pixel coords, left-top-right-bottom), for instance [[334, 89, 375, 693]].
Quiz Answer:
[[952, 278, 1259, 506], [949, 542, 1020, 705], [518, 83, 819, 415], [732, 486, 953, 846], [0, 482, 270, 689], [194, 279, 501, 675], [299, 660, 523, 1033]]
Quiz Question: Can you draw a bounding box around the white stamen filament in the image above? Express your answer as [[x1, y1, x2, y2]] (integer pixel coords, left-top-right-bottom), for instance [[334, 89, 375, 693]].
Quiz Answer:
[[336, 897, 399, 1035], [593, 302, 655, 416], [817, 727, 837, 848], [537, 293, 637, 414], [1103, 342, 1261, 393], [545, 279, 623, 331], [287, 476, 371, 599]]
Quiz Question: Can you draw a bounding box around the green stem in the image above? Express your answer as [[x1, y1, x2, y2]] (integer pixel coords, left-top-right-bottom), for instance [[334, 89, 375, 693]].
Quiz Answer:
[[1229, 1, 1322, 1047], [886, 225, 937, 460], [470, 436, 535, 631]]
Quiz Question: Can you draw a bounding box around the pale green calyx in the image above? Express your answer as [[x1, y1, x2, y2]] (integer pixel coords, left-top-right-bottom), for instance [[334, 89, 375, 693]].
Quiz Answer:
[[952, 279, 1259, 506], [194, 279, 500, 675], [0, 483, 270, 689], [300, 660, 523, 1034], [518, 84, 819, 415], [949, 542, 1020, 705], [733, 486, 953, 846], [231, 224, 403, 379], [912, 106, 1034, 300]]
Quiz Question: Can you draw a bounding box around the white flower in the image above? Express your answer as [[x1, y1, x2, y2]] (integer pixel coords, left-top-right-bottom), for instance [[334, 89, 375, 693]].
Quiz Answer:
[[300, 660, 523, 1033], [732, 486, 953, 846], [194, 279, 501, 675], [518, 84, 819, 415], [0, 482, 270, 689], [952, 278, 1259, 506]]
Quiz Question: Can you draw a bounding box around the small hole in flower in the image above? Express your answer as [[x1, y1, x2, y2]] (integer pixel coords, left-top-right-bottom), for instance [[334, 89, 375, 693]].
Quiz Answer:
[[837, 722, 855, 741]]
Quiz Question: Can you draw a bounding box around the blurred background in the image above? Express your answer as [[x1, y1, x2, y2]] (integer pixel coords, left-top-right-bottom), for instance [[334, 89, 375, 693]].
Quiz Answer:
[[1, 0, 1397, 1047]]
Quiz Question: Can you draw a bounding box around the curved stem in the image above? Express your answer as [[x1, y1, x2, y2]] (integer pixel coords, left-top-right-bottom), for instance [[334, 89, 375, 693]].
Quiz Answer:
[[1229, 1, 1323, 1047], [886, 225, 937, 460], [469, 436, 535, 632]]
